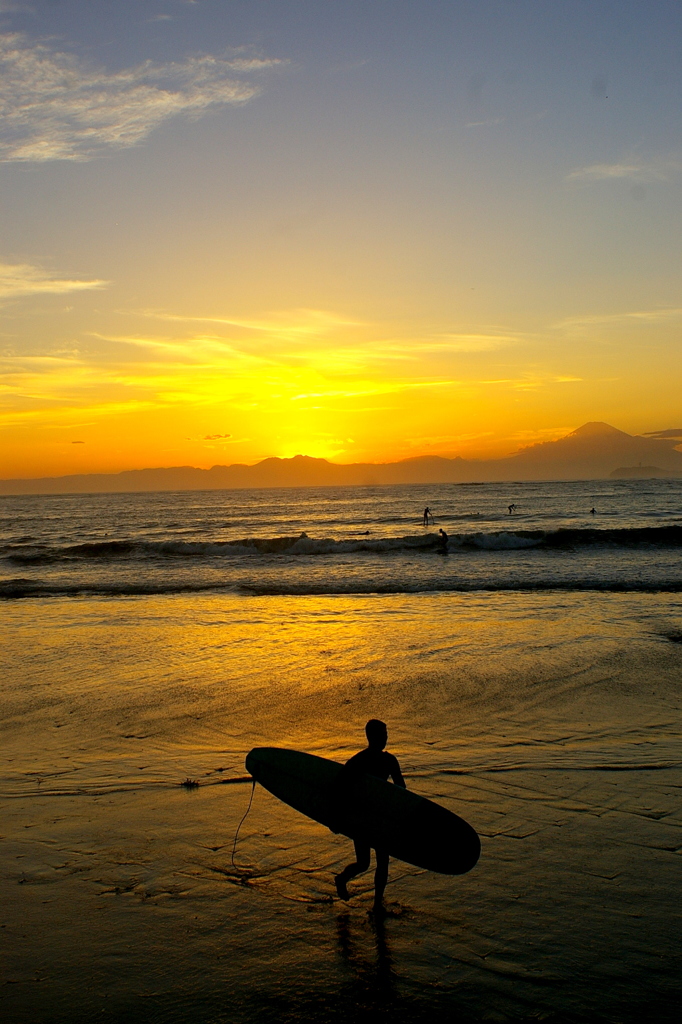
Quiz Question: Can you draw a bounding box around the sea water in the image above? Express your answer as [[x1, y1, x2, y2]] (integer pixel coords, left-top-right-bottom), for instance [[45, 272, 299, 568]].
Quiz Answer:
[[2, 478, 682, 598], [1, 481, 681, 1022]]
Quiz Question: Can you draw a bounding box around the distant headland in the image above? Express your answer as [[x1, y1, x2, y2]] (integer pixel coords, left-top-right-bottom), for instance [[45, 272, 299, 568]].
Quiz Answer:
[[2, 422, 682, 495], [610, 465, 682, 479]]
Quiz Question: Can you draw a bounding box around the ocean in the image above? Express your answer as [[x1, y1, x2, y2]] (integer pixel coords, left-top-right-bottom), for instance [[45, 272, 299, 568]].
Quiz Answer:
[[2, 478, 682, 598], [1, 480, 681, 1022]]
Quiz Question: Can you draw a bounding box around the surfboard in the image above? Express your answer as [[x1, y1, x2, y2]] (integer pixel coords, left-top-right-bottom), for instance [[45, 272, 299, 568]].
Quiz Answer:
[[245, 746, 480, 875]]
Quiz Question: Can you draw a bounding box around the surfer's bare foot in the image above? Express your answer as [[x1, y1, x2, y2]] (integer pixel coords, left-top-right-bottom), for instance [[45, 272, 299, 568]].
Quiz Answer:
[[371, 900, 387, 919], [334, 873, 350, 900]]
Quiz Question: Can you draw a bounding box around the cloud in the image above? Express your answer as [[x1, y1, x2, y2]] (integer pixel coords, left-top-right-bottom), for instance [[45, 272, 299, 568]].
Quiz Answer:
[[555, 308, 682, 329], [140, 307, 362, 337], [566, 158, 679, 184], [0, 261, 107, 301], [477, 374, 581, 391], [138, 311, 521, 359], [465, 117, 504, 128], [0, 33, 284, 162], [436, 332, 518, 353], [642, 428, 682, 440], [0, 303, 550, 432], [508, 426, 576, 445]]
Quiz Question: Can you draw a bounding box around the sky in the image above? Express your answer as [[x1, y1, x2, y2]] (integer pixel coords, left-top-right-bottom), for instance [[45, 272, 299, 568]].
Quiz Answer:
[[1, 0, 681, 477]]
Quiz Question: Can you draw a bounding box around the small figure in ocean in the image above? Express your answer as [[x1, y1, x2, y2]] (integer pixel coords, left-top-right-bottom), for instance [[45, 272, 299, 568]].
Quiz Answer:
[[507, 503, 517, 515], [438, 528, 449, 551], [590, 508, 596, 515], [423, 506, 433, 526], [334, 720, 405, 915]]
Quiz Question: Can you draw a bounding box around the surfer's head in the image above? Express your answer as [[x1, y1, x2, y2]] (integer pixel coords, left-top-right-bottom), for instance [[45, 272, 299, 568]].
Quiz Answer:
[[365, 718, 387, 750]]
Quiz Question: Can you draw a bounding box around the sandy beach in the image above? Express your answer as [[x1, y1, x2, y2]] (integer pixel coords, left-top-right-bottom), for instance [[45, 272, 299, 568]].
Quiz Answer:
[[2, 590, 681, 1022]]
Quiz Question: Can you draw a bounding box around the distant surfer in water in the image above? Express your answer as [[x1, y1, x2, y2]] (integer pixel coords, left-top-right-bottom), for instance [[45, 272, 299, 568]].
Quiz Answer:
[[438, 528, 448, 552], [423, 507, 433, 526], [334, 719, 405, 915]]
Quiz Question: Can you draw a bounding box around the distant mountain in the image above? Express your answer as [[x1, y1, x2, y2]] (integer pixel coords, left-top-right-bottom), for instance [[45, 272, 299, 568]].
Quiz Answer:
[[502, 422, 682, 480], [2, 422, 682, 495], [610, 466, 682, 479]]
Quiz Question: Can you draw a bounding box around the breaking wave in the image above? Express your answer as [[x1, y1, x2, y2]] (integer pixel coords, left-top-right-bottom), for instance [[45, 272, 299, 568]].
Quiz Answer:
[[3, 577, 682, 599], [4, 524, 682, 566]]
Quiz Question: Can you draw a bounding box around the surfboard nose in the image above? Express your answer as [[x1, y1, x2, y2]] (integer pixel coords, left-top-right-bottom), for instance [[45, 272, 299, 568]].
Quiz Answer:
[[245, 746, 273, 778]]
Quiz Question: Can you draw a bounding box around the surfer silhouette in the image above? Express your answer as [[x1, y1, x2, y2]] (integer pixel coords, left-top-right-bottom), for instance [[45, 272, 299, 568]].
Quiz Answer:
[[334, 719, 405, 915], [438, 528, 448, 551], [423, 507, 432, 526]]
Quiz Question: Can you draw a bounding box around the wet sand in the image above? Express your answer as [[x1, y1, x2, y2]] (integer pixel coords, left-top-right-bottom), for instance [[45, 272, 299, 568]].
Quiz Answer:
[[2, 592, 681, 1022]]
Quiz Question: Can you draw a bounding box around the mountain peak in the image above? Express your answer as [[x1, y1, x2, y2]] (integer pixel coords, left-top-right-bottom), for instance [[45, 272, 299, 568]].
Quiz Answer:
[[256, 454, 331, 467], [568, 421, 629, 439]]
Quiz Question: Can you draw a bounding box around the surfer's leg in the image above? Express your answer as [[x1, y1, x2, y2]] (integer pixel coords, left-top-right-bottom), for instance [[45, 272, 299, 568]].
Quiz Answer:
[[334, 840, 371, 899], [373, 848, 389, 911]]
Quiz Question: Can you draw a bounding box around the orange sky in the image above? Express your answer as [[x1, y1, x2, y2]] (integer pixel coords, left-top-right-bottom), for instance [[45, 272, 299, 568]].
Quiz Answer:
[[1, 4, 681, 478]]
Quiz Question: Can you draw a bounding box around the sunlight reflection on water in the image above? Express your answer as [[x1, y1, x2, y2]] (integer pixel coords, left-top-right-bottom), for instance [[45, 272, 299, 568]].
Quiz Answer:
[[1, 590, 681, 1022]]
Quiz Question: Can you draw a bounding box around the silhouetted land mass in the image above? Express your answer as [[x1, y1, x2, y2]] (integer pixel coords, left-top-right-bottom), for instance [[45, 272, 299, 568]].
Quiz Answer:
[[610, 466, 682, 479], [2, 422, 682, 495]]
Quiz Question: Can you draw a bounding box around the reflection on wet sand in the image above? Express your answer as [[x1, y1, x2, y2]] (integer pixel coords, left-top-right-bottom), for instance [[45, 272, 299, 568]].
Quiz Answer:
[[336, 911, 395, 1006], [1, 590, 681, 1022]]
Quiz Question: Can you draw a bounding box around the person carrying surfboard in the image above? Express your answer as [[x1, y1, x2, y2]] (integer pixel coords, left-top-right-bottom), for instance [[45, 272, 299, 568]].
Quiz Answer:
[[334, 719, 406, 914]]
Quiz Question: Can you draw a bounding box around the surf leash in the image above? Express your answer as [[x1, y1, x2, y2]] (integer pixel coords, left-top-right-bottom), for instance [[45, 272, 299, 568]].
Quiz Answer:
[[231, 778, 256, 868]]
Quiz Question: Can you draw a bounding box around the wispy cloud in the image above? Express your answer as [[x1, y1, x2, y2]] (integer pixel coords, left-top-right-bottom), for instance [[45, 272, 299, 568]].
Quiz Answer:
[[138, 307, 362, 337], [465, 117, 504, 128], [507, 425, 577, 445], [642, 428, 682, 440], [0, 33, 284, 162], [566, 158, 679, 184], [0, 261, 107, 301], [555, 308, 682, 329], [436, 331, 518, 353], [477, 374, 581, 391], [138, 311, 524, 358]]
